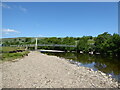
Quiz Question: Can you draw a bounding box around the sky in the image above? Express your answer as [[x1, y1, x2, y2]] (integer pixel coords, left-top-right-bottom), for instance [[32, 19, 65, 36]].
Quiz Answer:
[[2, 2, 118, 38]]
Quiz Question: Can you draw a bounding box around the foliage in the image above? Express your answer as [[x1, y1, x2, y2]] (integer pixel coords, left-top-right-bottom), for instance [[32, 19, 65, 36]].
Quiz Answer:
[[2, 47, 25, 53], [94, 32, 120, 56], [94, 32, 111, 53], [1, 46, 29, 61], [2, 32, 120, 56], [77, 37, 89, 52], [1, 51, 29, 61]]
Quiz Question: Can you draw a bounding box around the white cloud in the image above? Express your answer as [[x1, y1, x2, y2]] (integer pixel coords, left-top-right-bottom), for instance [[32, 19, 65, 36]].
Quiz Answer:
[[0, 3, 27, 12], [38, 34, 43, 37], [2, 29, 20, 35], [19, 5, 27, 12], [0, 3, 11, 9]]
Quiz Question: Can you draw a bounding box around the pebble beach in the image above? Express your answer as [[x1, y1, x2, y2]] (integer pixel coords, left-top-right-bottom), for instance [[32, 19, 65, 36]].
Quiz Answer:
[[1, 51, 118, 88]]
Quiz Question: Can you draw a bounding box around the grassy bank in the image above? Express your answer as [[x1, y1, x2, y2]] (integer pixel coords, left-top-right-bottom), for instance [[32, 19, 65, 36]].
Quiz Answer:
[[1, 47, 29, 62]]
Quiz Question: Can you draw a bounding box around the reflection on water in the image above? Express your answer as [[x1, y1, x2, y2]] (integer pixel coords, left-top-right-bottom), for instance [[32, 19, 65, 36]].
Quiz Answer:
[[42, 52, 120, 82]]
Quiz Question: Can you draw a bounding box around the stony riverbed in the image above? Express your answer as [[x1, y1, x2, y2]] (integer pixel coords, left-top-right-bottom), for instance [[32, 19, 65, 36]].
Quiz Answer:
[[1, 51, 119, 88]]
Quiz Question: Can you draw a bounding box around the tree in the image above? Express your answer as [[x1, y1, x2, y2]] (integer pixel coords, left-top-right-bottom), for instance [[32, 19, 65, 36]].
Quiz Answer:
[[94, 32, 120, 56], [25, 38, 31, 44], [94, 32, 111, 53], [77, 37, 89, 52], [105, 33, 120, 55]]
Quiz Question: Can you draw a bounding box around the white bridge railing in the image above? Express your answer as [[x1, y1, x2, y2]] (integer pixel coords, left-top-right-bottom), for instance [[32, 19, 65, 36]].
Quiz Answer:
[[8, 44, 76, 47]]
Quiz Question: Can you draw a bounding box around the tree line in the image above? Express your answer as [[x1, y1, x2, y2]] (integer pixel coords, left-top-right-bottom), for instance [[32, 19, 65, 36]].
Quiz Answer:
[[2, 32, 120, 56]]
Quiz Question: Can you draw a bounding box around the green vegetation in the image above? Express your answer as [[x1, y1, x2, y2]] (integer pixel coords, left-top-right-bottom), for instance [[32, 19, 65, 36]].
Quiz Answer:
[[1, 47, 29, 62], [94, 32, 120, 56], [2, 47, 25, 53], [2, 32, 120, 56]]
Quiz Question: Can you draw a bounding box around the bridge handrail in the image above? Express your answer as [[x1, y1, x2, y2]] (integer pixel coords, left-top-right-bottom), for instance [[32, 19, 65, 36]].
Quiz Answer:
[[4, 44, 77, 47]]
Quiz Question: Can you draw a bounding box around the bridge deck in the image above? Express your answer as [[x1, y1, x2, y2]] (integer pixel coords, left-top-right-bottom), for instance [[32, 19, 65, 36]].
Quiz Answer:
[[40, 50, 65, 53]]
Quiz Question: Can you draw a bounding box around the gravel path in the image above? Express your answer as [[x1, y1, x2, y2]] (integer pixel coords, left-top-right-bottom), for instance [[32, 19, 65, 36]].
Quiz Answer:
[[1, 51, 118, 88]]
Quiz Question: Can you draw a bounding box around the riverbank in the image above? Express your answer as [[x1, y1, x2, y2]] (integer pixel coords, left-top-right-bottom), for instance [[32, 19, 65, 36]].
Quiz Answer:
[[1, 51, 118, 88], [1, 47, 29, 62]]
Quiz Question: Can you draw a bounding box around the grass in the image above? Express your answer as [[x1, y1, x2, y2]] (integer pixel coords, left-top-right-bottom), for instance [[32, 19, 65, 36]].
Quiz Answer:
[[2, 47, 25, 53], [1, 47, 29, 62], [88, 39, 95, 44]]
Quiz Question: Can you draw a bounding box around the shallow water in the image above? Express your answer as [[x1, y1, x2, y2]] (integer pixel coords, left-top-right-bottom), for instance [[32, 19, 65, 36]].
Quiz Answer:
[[41, 52, 120, 82]]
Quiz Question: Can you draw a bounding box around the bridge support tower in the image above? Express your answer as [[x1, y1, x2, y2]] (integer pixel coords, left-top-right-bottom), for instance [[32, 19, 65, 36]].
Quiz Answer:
[[35, 38, 38, 50]]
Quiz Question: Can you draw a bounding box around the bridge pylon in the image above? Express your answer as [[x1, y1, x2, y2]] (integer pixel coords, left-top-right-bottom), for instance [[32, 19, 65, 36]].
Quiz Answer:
[[35, 38, 38, 50]]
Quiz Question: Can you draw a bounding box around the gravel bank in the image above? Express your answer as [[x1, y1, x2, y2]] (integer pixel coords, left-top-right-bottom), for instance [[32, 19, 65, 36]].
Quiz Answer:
[[1, 51, 118, 88], [0, 62, 2, 89]]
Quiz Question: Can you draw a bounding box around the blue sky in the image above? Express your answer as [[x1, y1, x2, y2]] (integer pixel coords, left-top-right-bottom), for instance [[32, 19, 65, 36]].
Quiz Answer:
[[2, 2, 118, 38]]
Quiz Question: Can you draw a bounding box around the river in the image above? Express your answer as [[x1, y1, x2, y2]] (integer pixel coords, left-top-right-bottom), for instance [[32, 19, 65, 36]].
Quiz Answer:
[[41, 52, 120, 82]]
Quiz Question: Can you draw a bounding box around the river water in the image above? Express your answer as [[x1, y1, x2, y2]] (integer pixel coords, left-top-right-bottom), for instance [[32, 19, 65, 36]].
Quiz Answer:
[[41, 52, 120, 82]]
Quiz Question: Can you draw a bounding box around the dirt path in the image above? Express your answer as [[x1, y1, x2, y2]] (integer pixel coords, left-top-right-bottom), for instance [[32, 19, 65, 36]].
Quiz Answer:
[[1, 51, 118, 88]]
